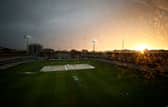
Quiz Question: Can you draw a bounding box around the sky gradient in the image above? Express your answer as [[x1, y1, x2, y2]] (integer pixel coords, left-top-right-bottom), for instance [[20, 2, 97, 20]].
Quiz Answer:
[[1, 0, 168, 51]]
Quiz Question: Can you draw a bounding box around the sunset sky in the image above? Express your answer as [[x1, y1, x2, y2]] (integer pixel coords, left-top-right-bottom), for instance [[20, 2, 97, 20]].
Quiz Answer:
[[1, 0, 168, 51]]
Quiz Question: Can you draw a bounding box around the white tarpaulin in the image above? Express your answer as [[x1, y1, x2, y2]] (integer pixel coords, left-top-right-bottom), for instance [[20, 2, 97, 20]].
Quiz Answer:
[[40, 64, 95, 72]]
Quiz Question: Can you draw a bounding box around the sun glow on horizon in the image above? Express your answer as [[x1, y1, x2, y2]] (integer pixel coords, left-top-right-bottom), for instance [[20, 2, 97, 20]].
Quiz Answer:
[[133, 44, 150, 53]]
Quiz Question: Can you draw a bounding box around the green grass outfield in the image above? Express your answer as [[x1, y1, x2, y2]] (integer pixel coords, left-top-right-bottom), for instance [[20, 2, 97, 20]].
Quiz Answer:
[[0, 60, 168, 107]]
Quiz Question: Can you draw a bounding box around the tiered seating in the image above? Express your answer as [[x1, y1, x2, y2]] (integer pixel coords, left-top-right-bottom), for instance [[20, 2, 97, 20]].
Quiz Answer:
[[0, 56, 35, 70]]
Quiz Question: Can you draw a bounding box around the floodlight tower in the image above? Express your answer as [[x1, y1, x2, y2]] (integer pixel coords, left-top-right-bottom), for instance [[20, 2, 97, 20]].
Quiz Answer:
[[24, 35, 32, 50], [122, 39, 125, 50], [92, 39, 96, 52]]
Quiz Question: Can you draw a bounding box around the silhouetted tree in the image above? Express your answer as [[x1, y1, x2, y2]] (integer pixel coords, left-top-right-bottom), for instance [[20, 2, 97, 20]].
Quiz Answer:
[[70, 49, 81, 59], [28, 44, 42, 56]]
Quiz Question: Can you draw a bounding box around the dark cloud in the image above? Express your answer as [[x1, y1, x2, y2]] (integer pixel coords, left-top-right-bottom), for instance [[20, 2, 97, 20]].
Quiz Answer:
[[1, 0, 168, 50], [0, 0, 120, 49]]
